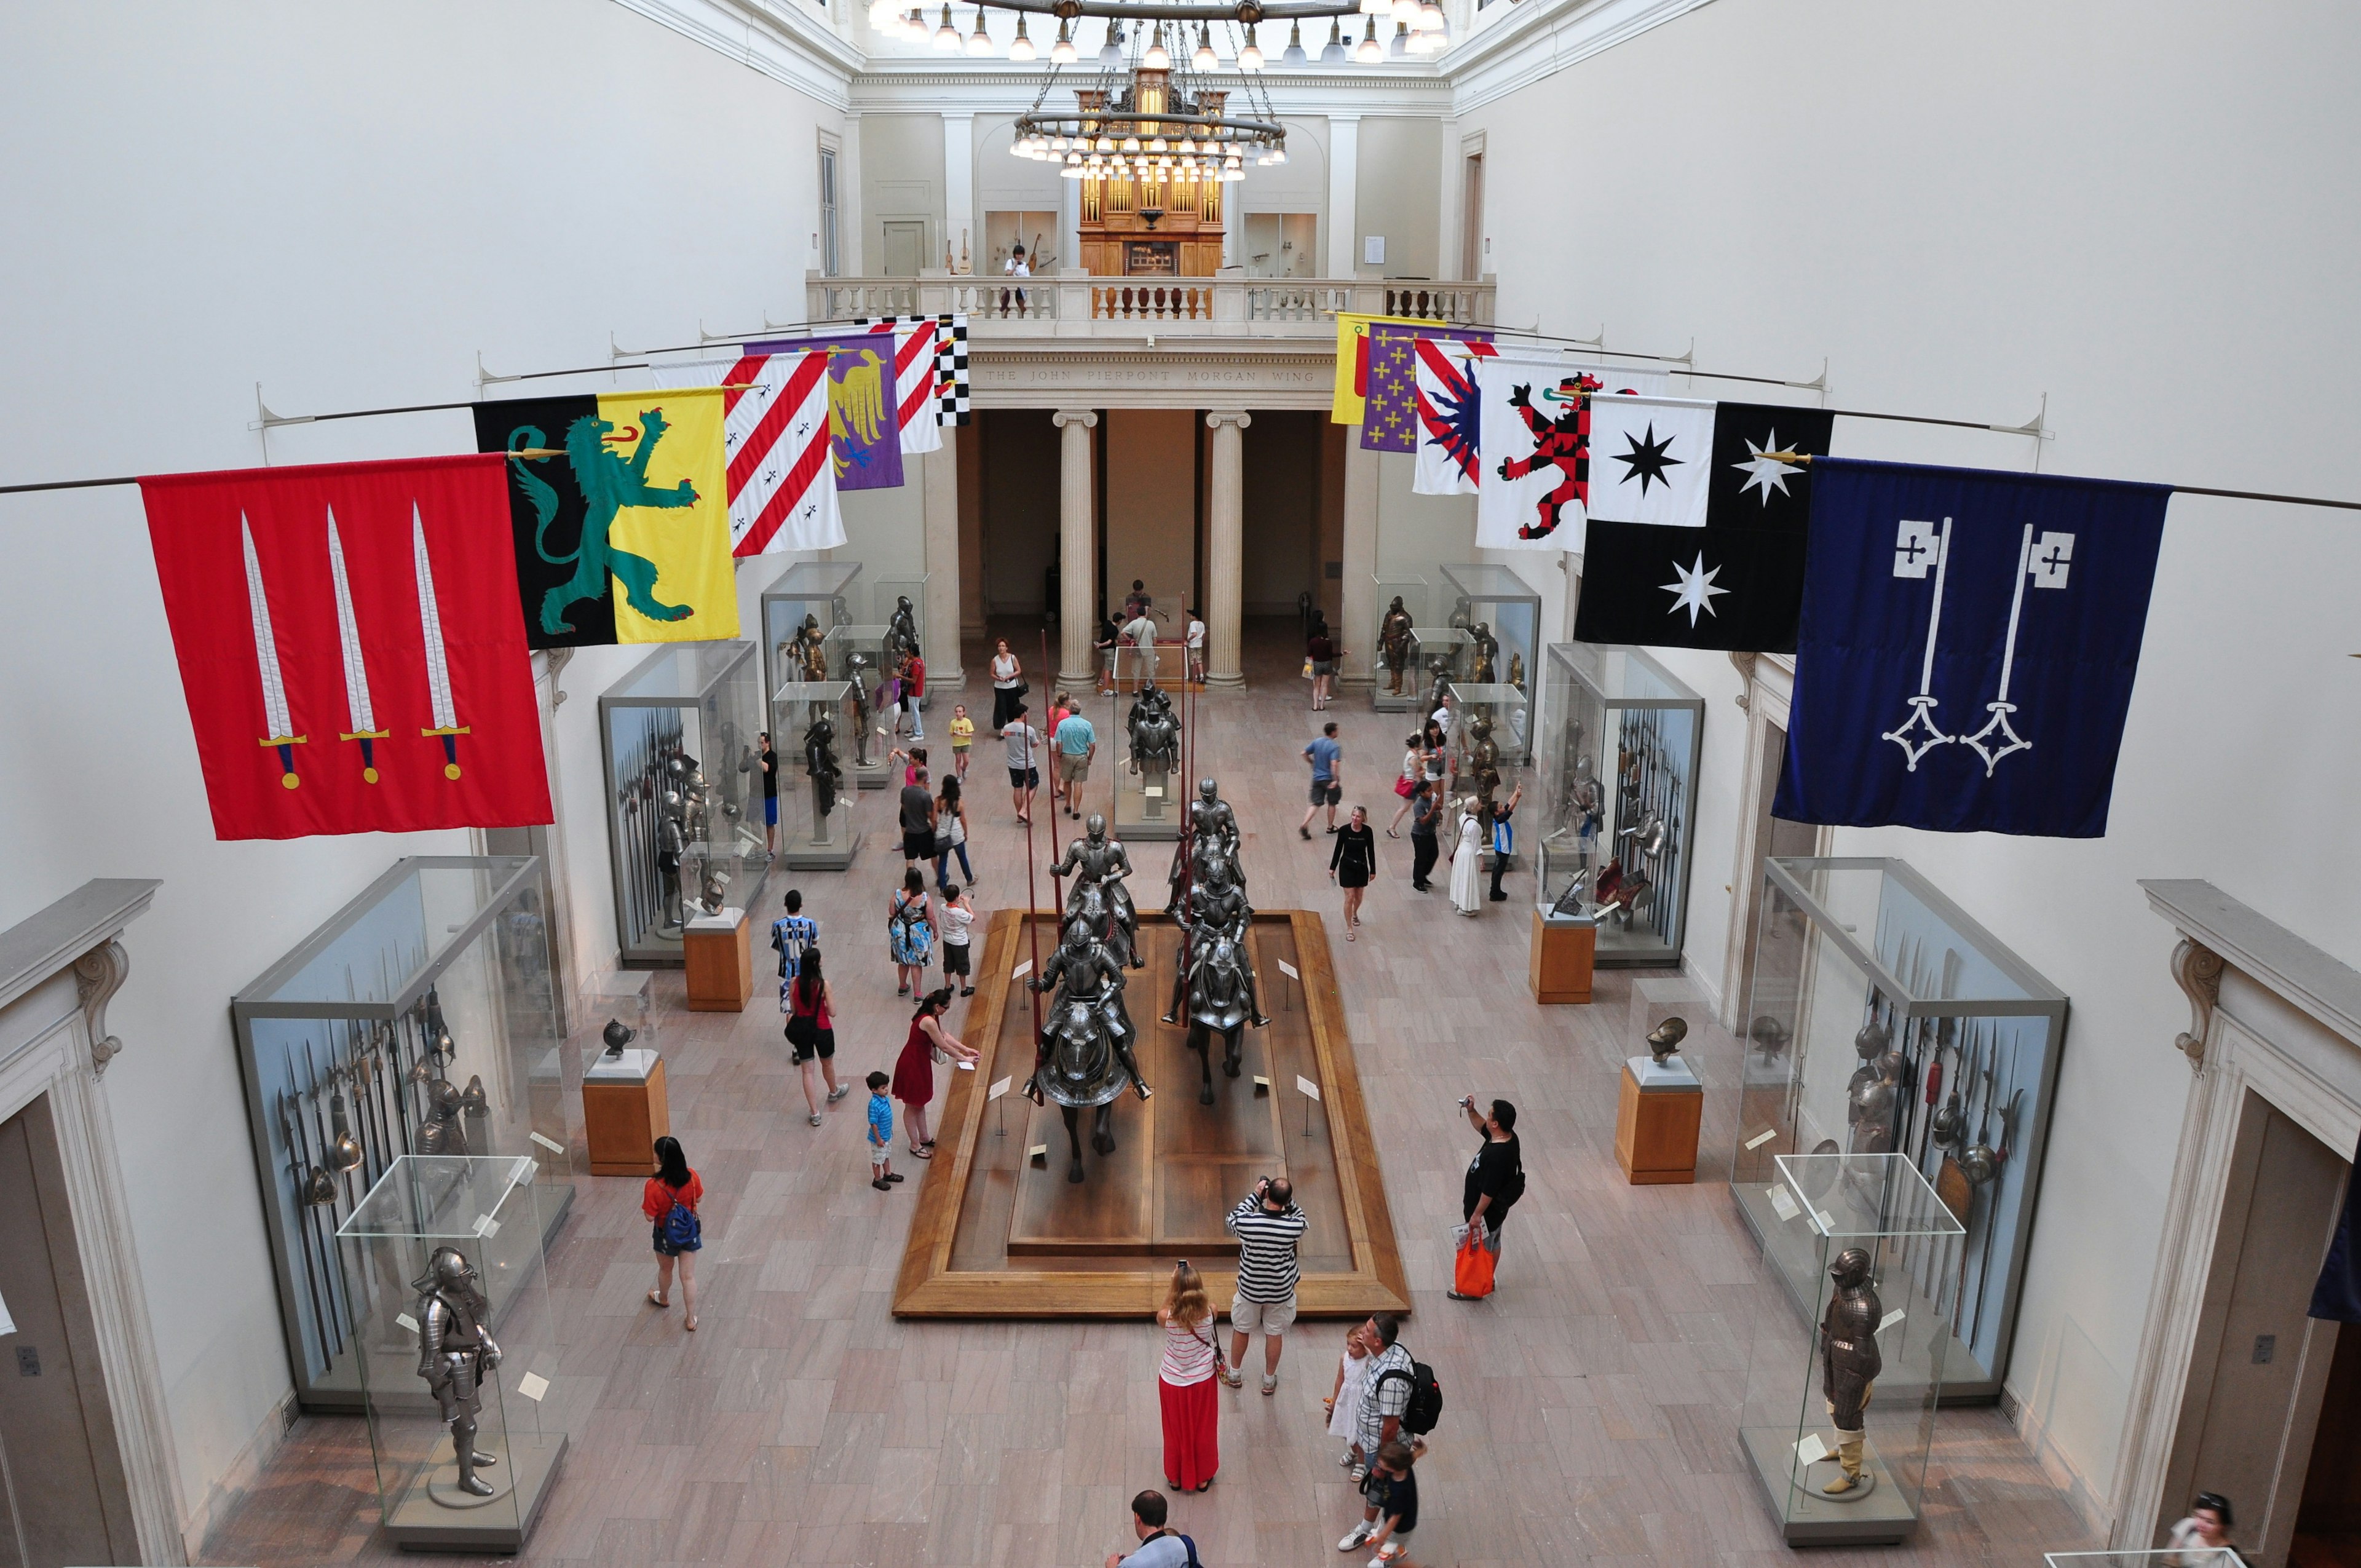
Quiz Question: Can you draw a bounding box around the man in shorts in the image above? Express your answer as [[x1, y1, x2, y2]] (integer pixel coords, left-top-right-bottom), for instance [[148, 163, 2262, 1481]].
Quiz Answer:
[[1299, 721, 1343, 839], [1055, 702, 1097, 820], [1001, 702, 1042, 823], [1221, 1175, 1307, 1394]]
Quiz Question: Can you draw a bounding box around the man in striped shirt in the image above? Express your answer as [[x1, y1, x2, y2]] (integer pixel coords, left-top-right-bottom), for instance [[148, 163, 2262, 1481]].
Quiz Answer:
[[1222, 1176, 1308, 1395]]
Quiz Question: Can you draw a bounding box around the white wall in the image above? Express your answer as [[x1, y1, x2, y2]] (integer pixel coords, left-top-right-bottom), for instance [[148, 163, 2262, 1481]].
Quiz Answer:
[[0, 3, 843, 1545], [1458, 0, 2361, 1519]]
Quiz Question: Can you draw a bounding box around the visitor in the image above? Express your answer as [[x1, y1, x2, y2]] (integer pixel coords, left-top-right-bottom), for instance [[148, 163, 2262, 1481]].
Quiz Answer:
[[1121, 604, 1159, 684], [901, 646, 925, 740], [900, 764, 937, 869], [989, 639, 1024, 730], [1329, 804, 1378, 941], [770, 887, 819, 998], [1124, 578, 1148, 620], [1002, 241, 1029, 315], [938, 881, 976, 996], [888, 867, 933, 996], [641, 1134, 703, 1332], [1324, 1321, 1378, 1470], [1487, 782, 1524, 904], [1184, 606, 1205, 684], [1450, 1095, 1523, 1299], [756, 730, 779, 853], [1385, 733, 1423, 837], [1299, 721, 1343, 839], [1307, 613, 1341, 711], [2164, 1493, 2236, 1565], [1155, 1261, 1221, 1493], [1093, 613, 1123, 694], [1348, 1313, 1414, 1483], [886, 741, 929, 786], [1056, 699, 1097, 819], [874, 661, 905, 744], [1346, 1439, 1420, 1564], [892, 986, 978, 1158], [1420, 717, 1450, 794], [947, 702, 975, 778], [1447, 794, 1484, 916], [864, 1071, 900, 1191], [1046, 690, 1075, 809], [1407, 780, 1442, 893], [934, 775, 974, 890], [1102, 1490, 1197, 1568], [784, 945, 848, 1127], [1222, 1174, 1307, 1394], [1001, 701, 1042, 823]]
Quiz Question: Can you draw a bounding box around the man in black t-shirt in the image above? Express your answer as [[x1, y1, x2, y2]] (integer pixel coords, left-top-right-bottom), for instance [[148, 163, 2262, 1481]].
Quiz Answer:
[[757, 732, 780, 853], [900, 767, 937, 868], [1452, 1095, 1523, 1300]]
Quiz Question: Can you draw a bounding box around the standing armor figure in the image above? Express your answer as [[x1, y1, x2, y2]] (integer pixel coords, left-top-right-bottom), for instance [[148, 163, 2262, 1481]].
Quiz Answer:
[[1378, 596, 1414, 695], [793, 613, 830, 681], [1126, 683, 1180, 779], [1506, 650, 1525, 691], [1843, 1011, 1892, 1145], [655, 794, 687, 933], [1448, 595, 1474, 633], [1050, 814, 1142, 968], [414, 1075, 470, 1157], [1424, 656, 1455, 719], [1469, 622, 1500, 684], [803, 713, 842, 818], [842, 651, 876, 767], [1464, 712, 1503, 815], [1848, 1050, 1907, 1156], [1818, 1247, 1883, 1495], [1167, 779, 1244, 917], [414, 1247, 504, 1497], [886, 595, 920, 662]]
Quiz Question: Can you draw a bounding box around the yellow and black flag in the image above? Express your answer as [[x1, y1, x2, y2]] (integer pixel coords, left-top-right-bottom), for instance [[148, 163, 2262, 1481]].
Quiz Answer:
[[473, 389, 737, 649]]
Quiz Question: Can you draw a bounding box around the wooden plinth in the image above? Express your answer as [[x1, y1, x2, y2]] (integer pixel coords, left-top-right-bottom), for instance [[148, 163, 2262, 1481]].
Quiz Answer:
[[1615, 1063, 1702, 1185], [584, 1058, 669, 1176], [893, 908, 1409, 1318], [684, 913, 753, 1012], [1530, 909, 1596, 1004]]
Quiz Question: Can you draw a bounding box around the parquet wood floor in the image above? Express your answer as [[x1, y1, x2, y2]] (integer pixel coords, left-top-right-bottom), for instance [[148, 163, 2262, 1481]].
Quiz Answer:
[[198, 621, 2098, 1566]]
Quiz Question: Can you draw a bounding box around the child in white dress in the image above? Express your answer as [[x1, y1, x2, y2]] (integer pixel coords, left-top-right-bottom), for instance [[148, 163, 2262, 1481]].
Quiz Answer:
[[1325, 1321, 1377, 1472]]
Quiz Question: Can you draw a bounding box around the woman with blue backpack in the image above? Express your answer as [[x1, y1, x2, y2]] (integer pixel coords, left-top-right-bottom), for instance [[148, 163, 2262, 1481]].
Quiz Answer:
[[642, 1135, 704, 1332]]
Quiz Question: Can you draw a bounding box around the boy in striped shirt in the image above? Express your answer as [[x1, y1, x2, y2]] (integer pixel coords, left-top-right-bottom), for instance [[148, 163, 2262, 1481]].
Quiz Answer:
[[1223, 1175, 1307, 1394]]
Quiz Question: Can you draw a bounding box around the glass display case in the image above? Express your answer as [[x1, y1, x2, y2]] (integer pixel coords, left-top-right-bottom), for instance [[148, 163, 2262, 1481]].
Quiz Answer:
[[1734, 858, 2067, 1403], [2045, 1554, 2238, 1568], [831, 625, 900, 788], [872, 574, 930, 707], [1535, 643, 1704, 967], [1406, 627, 1473, 716], [1439, 562, 1542, 695], [598, 641, 773, 964], [1109, 679, 1185, 840], [758, 558, 862, 703], [1369, 574, 1429, 711], [770, 680, 862, 869], [336, 1155, 568, 1551], [232, 857, 571, 1414], [1738, 1152, 1964, 1545], [1446, 679, 1532, 771], [578, 970, 655, 1062]]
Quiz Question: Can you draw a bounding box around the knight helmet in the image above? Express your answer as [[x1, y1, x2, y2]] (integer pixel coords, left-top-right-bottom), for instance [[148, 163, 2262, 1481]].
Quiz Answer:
[[1085, 812, 1108, 841], [1829, 1247, 1873, 1289]]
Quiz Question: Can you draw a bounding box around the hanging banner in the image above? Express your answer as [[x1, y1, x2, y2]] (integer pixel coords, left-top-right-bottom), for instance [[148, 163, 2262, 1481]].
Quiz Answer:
[[1362, 323, 1493, 453], [1330, 312, 1443, 425], [745, 334, 906, 489], [646, 352, 845, 555], [140, 455, 552, 840], [1411, 337, 1495, 496], [853, 312, 971, 426]]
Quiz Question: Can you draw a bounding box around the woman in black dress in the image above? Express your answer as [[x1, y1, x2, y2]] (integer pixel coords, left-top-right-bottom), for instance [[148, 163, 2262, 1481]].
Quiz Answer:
[[1329, 804, 1378, 939]]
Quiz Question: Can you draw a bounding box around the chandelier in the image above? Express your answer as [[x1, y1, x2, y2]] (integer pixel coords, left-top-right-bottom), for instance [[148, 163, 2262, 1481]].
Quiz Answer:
[[872, 0, 1452, 69]]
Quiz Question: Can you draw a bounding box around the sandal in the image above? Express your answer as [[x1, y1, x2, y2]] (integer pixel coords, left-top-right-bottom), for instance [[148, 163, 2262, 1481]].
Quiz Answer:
[[647, 1291, 669, 1309], [684, 1315, 698, 1332], [1346, 929, 1356, 941], [1385, 828, 1401, 839], [909, 1146, 933, 1158]]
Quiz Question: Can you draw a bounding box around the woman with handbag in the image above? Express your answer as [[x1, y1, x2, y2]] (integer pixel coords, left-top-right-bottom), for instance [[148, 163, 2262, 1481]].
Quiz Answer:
[[888, 868, 933, 996], [786, 946, 849, 1127], [891, 987, 977, 1157], [1385, 734, 1424, 837], [642, 1135, 705, 1331], [989, 639, 1024, 729], [1155, 1261, 1221, 1492]]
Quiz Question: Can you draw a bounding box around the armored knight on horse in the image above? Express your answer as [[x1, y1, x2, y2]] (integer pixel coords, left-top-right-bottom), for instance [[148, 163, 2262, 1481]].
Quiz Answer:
[[1050, 814, 1143, 969], [1026, 920, 1150, 1182]]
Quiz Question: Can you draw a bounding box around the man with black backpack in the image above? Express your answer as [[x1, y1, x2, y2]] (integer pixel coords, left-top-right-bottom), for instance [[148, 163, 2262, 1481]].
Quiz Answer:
[[1345, 1313, 1441, 1496], [1105, 1489, 1200, 1568]]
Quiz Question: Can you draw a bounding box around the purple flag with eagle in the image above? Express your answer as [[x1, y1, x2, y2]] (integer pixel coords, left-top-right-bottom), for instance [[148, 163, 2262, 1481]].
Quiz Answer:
[[746, 335, 905, 491], [1362, 323, 1492, 453]]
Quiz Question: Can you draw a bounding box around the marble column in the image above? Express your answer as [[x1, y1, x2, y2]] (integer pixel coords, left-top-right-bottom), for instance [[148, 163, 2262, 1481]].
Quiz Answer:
[[1337, 436, 1379, 688], [921, 427, 962, 689], [1204, 410, 1252, 687], [1053, 409, 1098, 686]]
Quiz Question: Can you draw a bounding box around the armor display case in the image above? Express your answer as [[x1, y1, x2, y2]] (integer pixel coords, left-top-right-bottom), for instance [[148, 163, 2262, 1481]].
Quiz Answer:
[[832, 625, 900, 788], [1536, 643, 1704, 967], [770, 680, 862, 870], [599, 642, 773, 965], [872, 575, 930, 708], [232, 857, 572, 1414], [1406, 627, 1473, 718], [1439, 562, 1542, 696], [336, 1155, 568, 1551], [1109, 681, 1185, 841], [1738, 1152, 1964, 1545], [758, 559, 862, 703], [1369, 575, 1429, 711], [1733, 858, 2067, 1404], [1445, 679, 1532, 772]]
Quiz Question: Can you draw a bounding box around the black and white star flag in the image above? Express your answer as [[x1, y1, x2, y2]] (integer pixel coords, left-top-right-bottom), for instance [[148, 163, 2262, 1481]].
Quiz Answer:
[[1583, 395, 1717, 528], [1572, 402, 1837, 652]]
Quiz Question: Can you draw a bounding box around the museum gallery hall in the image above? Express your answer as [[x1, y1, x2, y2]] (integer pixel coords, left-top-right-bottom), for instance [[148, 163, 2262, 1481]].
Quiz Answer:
[[4, 3, 2360, 1566]]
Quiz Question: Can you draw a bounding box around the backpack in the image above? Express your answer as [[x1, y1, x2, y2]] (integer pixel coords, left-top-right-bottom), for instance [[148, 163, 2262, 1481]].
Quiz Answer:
[[1374, 1356, 1444, 1437], [1150, 1530, 1201, 1568], [660, 1197, 701, 1250]]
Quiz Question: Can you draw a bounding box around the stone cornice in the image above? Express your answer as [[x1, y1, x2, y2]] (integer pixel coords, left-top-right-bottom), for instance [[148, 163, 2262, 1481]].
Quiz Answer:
[[612, 0, 861, 110], [1444, 0, 1717, 115], [2142, 879, 2361, 1053], [850, 66, 1453, 116], [971, 346, 1337, 407]]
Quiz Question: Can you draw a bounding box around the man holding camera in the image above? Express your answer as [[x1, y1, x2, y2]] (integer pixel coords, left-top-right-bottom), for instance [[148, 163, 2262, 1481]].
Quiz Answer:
[[1452, 1095, 1524, 1300], [1222, 1174, 1307, 1393]]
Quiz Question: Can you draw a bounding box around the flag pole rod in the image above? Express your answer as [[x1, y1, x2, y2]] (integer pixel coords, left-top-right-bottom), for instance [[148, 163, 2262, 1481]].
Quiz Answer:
[[1760, 451, 2361, 515]]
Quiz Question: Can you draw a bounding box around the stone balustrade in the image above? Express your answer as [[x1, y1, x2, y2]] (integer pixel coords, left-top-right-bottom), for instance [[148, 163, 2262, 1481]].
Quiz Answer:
[[806, 269, 1496, 335]]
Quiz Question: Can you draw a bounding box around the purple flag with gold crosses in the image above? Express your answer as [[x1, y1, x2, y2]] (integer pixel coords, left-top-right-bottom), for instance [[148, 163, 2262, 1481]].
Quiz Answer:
[[1362, 323, 1492, 453]]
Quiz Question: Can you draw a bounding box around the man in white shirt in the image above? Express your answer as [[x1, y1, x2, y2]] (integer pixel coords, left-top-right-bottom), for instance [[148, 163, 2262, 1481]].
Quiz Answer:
[[1001, 242, 1030, 315], [1185, 608, 1205, 684], [1120, 611, 1158, 683]]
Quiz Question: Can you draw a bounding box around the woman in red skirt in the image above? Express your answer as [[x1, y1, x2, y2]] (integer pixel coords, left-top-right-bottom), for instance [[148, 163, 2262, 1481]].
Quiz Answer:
[[891, 988, 978, 1157], [1156, 1261, 1220, 1492]]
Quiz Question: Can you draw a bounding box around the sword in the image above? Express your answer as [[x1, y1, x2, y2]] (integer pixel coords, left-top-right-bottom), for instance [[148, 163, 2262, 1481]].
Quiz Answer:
[[325, 507, 389, 782], [411, 504, 470, 780], [242, 514, 307, 788]]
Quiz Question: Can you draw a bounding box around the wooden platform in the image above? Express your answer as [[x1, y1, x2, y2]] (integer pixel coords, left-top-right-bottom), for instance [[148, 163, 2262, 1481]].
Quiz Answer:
[[892, 907, 1410, 1317]]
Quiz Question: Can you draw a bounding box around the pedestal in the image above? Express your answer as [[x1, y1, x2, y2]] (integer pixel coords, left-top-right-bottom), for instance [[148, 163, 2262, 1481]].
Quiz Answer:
[[1615, 1058, 1702, 1184], [1529, 908, 1596, 1004], [684, 908, 753, 1012], [583, 1050, 669, 1176]]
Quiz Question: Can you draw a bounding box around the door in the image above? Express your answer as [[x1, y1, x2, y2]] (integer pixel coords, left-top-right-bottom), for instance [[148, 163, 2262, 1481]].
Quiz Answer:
[[881, 220, 928, 278], [1460, 154, 1484, 279]]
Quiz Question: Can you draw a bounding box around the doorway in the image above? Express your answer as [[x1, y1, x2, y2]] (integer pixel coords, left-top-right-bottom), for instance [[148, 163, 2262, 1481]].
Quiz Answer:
[[973, 409, 1063, 617], [1460, 152, 1484, 279], [1101, 410, 1199, 630], [880, 219, 928, 277], [2293, 1319, 2361, 1568], [0, 1095, 140, 1567]]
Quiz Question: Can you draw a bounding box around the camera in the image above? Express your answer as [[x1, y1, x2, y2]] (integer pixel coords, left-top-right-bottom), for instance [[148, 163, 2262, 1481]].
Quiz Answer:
[[1459, 1095, 1474, 1110]]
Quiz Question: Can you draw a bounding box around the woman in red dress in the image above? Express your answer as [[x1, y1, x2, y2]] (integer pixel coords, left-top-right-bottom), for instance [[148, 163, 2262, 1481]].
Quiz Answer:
[[1156, 1261, 1220, 1492], [891, 988, 978, 1157]]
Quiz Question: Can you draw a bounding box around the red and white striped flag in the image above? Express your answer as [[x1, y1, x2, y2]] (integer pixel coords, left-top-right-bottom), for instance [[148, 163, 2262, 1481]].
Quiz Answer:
[[864, 318, 944, 454], [649, 352, 844, 555]]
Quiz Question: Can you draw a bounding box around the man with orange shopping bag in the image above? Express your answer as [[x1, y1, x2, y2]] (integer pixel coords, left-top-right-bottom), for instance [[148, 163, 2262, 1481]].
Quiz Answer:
[[1449, 1096, 1523, 1301]]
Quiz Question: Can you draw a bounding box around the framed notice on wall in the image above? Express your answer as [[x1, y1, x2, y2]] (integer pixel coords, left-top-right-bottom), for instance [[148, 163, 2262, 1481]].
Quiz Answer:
[[1124, 240, 1179, 275]]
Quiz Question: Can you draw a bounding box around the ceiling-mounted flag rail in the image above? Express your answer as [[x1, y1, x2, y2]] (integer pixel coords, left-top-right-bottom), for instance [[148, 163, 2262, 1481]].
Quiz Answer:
[[1753, 450, 2361, 514]]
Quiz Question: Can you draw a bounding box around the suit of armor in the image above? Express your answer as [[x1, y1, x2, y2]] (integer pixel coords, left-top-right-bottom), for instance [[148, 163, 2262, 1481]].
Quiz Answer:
[[414, 1247, 504, 1497], [1469, 622, 1499, 684], [1186, 780, 1240, 857], [1029, 926, 1143, 1085], [1465, 714, 1503, 813], [414, 1076, 470, 1157], [793, 615, 830, 681], [1818, 1247, 1883, 1492], [886, 596, 920, 661], [1052, 816, 1141, 940], [1378, 598, 1414, 694], [804, 715, 842, 817]]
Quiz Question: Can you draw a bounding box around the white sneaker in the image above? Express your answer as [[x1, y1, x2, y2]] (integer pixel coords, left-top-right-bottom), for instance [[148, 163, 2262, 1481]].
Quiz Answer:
[[1338, 1524, 1373, 1553]]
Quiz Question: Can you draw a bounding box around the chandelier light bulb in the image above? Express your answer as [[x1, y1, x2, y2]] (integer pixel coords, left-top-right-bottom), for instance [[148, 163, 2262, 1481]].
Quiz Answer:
[[1390, 18, 1410, 55], [902, 8, 926, 40], [1281, 20, 1309, 65], [1176, 136, 1196, 154], [1050, 134, 1070, 151], [1010, 14, 1035, 58], [1050, 19, 1077, 61], [1268, 145, 1287, 163], [1354, 17, 1382, 61], [1417, 0, 1445, 27], [1320, 17, 1348, 62], [1148, 135, 1168, 151], [1142, 25, 1171, 69], [1391, 0, 1419, 22], [1238, 25, 1264, 69], [932, 5, 960, 50], [1192, 26, 1217, 69], [1121, 135, 1142, 152]]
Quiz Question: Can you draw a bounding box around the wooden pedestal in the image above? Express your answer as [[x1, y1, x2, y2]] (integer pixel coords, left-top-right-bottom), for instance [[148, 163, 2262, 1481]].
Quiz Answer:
[[585, 1057, 670, 1176], [1529, 909, 1596, 1004], [1615, 1063, 1702, 1184], [684, 911, 753, 1012]]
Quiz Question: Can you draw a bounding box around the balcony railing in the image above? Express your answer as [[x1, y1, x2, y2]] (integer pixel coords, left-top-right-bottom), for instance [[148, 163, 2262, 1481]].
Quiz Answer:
[[806, 270, 1495, 337]]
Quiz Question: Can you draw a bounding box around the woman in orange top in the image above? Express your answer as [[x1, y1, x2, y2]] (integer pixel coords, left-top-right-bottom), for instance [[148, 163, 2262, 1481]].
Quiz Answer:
[[642, 1134, 705, 1331]]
